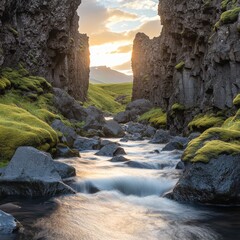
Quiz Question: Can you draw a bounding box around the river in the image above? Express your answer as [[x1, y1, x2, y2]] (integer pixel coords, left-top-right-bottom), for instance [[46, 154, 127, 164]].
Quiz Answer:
[[1, 139, 240, 240]]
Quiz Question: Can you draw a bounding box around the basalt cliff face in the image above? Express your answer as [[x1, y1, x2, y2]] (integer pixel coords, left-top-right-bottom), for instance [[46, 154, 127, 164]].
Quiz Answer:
[[132, 0, 240, 133], [0, 0, 89, 101]]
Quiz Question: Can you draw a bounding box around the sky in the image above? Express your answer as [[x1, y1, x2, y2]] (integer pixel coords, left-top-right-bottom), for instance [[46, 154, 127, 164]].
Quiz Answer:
[[78, 0, 161, 75]]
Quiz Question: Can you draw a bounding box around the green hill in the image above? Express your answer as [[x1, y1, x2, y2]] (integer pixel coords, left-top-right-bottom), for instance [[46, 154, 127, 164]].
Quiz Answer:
[[84, 83, 133, 114]]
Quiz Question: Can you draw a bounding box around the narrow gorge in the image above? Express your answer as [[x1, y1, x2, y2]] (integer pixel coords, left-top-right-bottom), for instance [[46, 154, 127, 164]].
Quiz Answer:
[[0, 0, 240, 239]]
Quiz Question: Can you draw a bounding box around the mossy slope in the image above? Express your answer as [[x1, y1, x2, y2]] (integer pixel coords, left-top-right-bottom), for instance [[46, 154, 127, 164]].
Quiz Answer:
[[84, 83, 133, 114], [0, 67, 60, 165]]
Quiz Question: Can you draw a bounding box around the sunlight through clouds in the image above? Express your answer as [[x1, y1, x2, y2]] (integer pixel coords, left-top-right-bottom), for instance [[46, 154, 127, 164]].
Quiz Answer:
[[78, 0, 160, 75]]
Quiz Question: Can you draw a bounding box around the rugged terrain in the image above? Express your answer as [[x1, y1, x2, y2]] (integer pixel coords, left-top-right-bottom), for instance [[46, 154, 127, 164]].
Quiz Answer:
[[0, 0, 89, 101], [132, 0, 240, 133]]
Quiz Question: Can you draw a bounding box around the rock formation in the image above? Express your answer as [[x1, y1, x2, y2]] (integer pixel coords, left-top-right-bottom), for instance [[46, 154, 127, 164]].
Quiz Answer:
[[0, 0, 89, 101], [132, 0, 240, 132]]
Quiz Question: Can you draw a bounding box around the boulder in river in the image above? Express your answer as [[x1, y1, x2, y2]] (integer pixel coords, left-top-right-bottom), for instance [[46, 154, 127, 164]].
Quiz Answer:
[[162, 137, 189, 151], [167, 154, 240, 204], [95, 143, 126, 157], [110, 156, 130, 163], [103, 120, 125, 138], [0, 147, 75, 197], [0, 210, 20, 234], [150, 130, 172, 144], [73, 136, 101, 151], [54, 161, 76, 179], [54, 144, 80, 159]]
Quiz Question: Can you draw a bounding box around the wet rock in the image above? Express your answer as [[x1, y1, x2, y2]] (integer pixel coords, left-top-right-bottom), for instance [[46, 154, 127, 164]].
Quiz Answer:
[[114, 110, 133, 124], [51, 119, 78, 147], [168, 155, 240, 204], [0, 147, 75, 197], [150, 130, 172, 144], [54, 144, 80, 159], [126, 122, 146, 134], [176, 161, 185, 170], [100, 139, 117, 147], [120, 138, 128, 142], [0, 210, 20, 234], [95, 143, 126, 157], [54, 161, 76, 179], [144, 126, 157, 138], [86, 129, 105, 138], [162, 137, 189, 151], [103, 120, 125, 138], [110, 156, 129, 163], [73, 136, 101, 151]]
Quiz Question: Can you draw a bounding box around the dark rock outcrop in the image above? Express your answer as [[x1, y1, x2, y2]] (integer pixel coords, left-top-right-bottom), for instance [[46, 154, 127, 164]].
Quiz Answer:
[[54, 161, 76, 179], [0, 0, 89, 101], [73, 136, 101, 151], [150, 130, 171, 144], [162, 137, 189, 151], [0, 147, 75, 197], [167, 155, 240, 204], [103, 120, 125, 138], [132, 0, 240, 133], [114, 99, 153, 123]]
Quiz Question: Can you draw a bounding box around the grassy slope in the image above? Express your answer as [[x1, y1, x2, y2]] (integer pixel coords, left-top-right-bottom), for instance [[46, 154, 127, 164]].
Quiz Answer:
[[84, 83, 133, 114]]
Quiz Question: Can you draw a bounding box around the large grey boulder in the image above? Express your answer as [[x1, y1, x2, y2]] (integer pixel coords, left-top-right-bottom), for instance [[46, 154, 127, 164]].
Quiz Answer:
[[95, 143, 126, 157], [0, 147, 75, 197], [53, 88, 88, 122], [150, 130, 172, 144], [167, 155, 240, 204], [51, 119, 78, 146], [0, 210, 20, 234], [73, 136, 101, 151], [162, 136, 189, 151], [103, 120, 125, 138], [54, 161, 76, 179], [114, 99, 153, 123], [84, 106, 106, 130], [126, 99, 153, 113]]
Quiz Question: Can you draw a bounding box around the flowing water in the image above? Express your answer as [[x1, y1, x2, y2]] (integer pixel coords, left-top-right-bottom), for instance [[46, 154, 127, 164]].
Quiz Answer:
[[1, 139, 240, 240]]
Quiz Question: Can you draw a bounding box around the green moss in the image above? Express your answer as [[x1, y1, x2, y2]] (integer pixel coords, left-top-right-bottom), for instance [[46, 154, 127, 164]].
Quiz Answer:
[[221, 0, 237, 11], [171, 103, 185, 111], [233, 94, 240, 106], [2, 68, 51, 94], [84, 83, 133, 114], [188, 113, 225, 132], [220, 7, 240, 24], [183, 107, 240, 163], [0, 77, 11, 92], [138, 108, 167, 128], [0, 103, 58, 162], [175, 61, 185, 71]]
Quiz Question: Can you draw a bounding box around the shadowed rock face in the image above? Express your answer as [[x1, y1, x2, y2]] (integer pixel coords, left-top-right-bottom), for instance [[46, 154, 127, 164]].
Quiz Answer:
[[0, 0, 90, 101], [132, 0, 240, 131]]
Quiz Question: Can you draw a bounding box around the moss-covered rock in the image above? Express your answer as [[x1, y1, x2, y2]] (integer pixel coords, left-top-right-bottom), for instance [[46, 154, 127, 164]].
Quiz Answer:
[[233, 94, 240, 106], [188, 113, 225, 132], [175, 61, 185, 71], [171, 103, 185, 111], [138, 108, 167, 128], [183, 109, 240, 163], [0, 103, 58, 162]]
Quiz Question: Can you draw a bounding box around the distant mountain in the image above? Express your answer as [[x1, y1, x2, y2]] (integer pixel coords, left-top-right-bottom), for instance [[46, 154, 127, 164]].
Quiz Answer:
[[90, 66, 132, 84]]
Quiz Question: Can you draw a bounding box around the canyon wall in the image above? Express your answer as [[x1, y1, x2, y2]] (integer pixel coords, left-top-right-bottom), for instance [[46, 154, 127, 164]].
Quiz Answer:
[[132, 0, 240, 133], [0, 0, 89, 101]]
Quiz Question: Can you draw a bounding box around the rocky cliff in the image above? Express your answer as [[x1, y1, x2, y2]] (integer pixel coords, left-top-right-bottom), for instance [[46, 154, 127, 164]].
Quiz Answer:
[[132, 0, 240, 133], [0, 0, 89, 101]]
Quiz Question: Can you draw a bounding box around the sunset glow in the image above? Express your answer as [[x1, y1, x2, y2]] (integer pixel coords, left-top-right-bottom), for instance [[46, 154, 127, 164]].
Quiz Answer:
[[78, 0, 161, 75]]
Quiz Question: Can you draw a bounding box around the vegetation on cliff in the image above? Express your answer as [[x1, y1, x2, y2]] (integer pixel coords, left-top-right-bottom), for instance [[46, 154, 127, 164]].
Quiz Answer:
[[188, 112, 225, 132], [138, 108, 167, 128], [84, 83, 133, 114]]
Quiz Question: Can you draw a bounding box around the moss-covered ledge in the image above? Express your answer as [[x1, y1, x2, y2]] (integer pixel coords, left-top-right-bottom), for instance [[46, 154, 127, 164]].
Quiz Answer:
[[183, 108, 240, 163]]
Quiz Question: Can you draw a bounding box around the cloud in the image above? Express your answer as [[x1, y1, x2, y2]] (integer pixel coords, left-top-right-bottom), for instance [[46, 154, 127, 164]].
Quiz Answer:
[[111, 44, 133, 54]]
